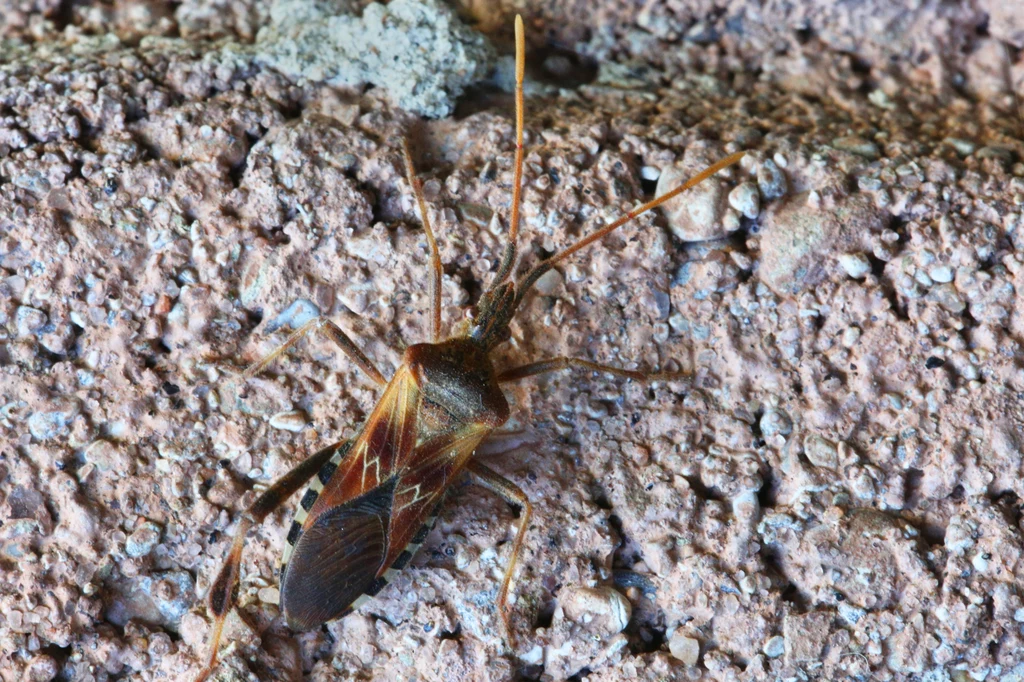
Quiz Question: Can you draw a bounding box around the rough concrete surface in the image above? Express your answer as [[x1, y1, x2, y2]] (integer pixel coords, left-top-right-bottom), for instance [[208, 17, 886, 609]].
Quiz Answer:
[[1, 1, 1024, 681]]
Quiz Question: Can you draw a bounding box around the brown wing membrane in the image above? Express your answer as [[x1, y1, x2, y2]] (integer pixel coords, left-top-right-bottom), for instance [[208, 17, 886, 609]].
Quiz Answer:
[[281, 478, 396, 630], [312, 367, 420, 514], [384, 423, 492, 566]]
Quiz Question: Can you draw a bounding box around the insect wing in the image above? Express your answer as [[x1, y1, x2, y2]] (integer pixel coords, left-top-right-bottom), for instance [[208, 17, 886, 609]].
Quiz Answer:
[[280, 369, 420, 629], [385, 423, 491, 563], [310, 367, 420, 515], [281, 478, 396, 630]]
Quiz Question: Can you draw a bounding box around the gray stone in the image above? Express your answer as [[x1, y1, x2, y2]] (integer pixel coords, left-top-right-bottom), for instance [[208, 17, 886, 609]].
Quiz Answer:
[[763, 635, 785, 658], [254, 0, 494, 118], [28, 402, 79, 441], [757, 159, 787, 201], [267, 298, 320, 332], [126, 521, 162, 558], [16, 306, 47, 337]]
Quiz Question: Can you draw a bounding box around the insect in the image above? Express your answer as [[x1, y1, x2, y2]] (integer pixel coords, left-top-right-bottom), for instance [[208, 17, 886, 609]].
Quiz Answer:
[[195, 15, 744, 680]]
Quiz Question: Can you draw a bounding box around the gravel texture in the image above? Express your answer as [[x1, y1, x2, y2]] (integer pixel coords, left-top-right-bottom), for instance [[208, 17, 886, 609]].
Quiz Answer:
[[1, 1, 1024, 681]]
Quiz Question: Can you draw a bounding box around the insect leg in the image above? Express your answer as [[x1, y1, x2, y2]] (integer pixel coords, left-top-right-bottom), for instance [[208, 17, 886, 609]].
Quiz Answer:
[[498, 357, 665, 383], [465, 459, 533, 648], [195, 443, 340, 682], [242, 316, 386, 386], [402, 139, 443, 342]]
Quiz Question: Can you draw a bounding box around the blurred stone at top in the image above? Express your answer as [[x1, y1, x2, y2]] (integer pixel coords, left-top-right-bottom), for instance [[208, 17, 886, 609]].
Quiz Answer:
[[253, 0, 495, 118]]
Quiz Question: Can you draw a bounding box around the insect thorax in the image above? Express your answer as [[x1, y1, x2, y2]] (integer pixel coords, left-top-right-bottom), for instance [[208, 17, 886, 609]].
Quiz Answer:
[[405, 338, 510, 429]]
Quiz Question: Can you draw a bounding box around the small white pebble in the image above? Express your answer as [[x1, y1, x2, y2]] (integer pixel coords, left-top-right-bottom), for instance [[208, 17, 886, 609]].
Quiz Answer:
[[258, 587, 280, 604], [270, 410, 308, 432], [533, 269, 563, 296], [640, 165, 661, 181], [838, 253, 871, 278], [841, 326, 861, 348], [763, 635, 785, 658], [929, 265, 954, 283], [561, 586, 631, 635], [669, 632, 700, 665], [728, 181, 760, 219]]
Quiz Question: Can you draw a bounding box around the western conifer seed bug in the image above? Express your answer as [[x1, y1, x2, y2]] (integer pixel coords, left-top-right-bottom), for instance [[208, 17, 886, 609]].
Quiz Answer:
[[195, 15, 744, 680]]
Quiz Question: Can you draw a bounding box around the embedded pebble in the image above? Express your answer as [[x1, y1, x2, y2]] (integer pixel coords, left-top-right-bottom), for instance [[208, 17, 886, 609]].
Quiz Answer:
[[16, 306, 47, 337], [28, 404, 78, 441], [533, 269, 563, 296], [126, 521, 162, 558], [832, 135, 881, 159], [138, 570, 195, 627], [944, 137, 977, 156], [84, 440, 128, 472], [657, 149, 733, 241], [927, 283, 965, 313], [268, 299, 320, 332], [258, 586, 281, 604], [838, 252, 872, 278], [760, 406, 793, 438], [269, 409, 309, 432], [929, 265, 954, 283], [640, 165, 660, 181], [756, 158, 787, 200], [560, 586, 632, 635], [763, 635, 785, 658], [728, 181, 760, 219], [804, 434, 839, 469], [669, 632, 700, 665]]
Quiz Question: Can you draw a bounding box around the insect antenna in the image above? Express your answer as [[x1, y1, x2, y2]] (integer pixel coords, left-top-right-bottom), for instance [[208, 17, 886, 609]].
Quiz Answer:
[[513, 150, 746, 307], [489, 14, 526, 290], [403, 138, 443, 341]]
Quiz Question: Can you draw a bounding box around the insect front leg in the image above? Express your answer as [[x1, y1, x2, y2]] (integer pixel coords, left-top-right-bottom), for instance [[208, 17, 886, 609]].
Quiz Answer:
[[465, 460, 533, 650], [242, 316, 387, 386], [195, 443, 341, 682]]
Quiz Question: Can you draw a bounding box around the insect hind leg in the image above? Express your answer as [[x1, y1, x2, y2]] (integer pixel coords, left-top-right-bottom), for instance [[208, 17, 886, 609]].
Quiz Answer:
[[465, 460, 533, 650], [194, 443, 340, 682]]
